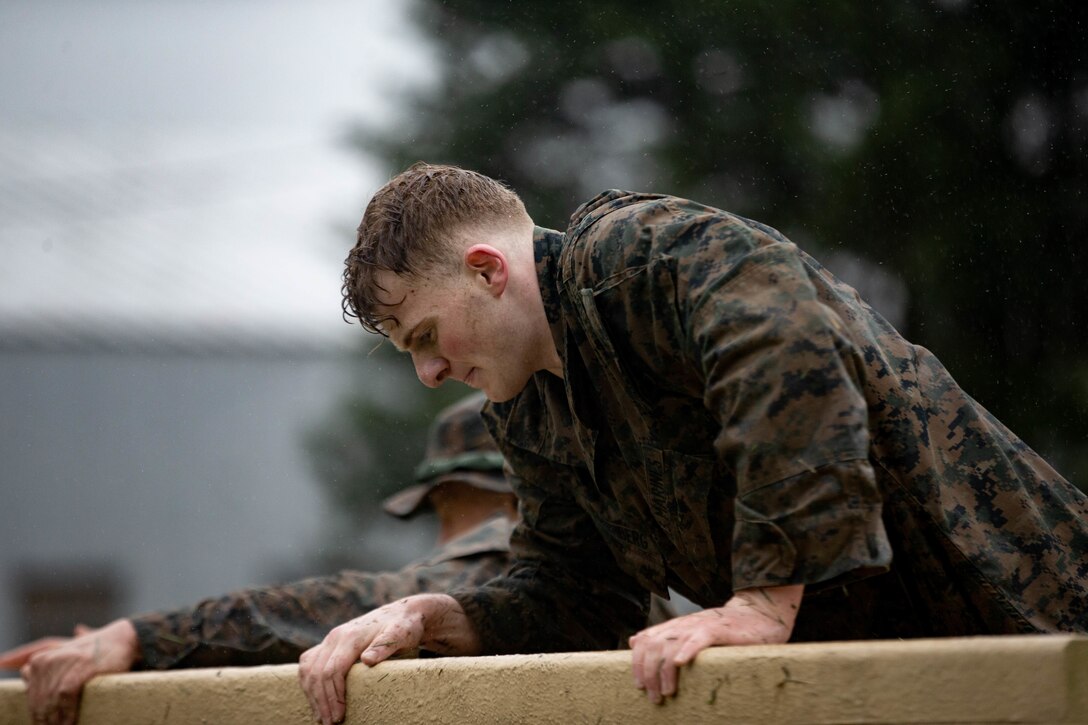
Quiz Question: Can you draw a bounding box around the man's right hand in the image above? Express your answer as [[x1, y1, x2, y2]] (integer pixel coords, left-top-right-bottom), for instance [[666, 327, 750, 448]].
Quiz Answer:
[[3, 618, 140, 725], [298, 593, 479, 725]]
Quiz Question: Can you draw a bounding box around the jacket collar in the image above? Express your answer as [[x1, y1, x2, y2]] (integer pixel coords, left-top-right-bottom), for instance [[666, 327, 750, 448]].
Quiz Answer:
[[532, 192, 649, 356], [565, 189, 666, 244], [532, 225, 567, 355]]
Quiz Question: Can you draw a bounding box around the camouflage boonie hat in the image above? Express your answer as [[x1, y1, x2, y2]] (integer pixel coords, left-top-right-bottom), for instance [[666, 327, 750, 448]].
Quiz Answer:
[[382, 392, 509, 518]]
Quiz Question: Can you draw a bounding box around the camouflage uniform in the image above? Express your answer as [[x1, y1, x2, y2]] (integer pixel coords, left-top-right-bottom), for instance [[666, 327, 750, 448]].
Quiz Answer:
[[132, 392, 516, 670], [450, 190, 1088, 655]]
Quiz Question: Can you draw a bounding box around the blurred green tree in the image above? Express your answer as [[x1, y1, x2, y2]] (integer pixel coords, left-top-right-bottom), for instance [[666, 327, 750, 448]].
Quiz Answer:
[[344, 0, 1086, 485]]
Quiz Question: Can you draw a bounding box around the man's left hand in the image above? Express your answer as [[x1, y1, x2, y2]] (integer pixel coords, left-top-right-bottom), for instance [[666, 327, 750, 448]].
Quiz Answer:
[[628, 583, 804, 704]]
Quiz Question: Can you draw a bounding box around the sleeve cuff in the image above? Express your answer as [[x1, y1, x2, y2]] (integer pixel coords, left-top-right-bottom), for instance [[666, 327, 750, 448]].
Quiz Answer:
[[732, 460, 892, 591], [130, 614, 196, 670]]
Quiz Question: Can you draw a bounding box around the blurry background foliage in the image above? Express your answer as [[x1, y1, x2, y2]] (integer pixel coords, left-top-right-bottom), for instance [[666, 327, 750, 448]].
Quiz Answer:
[[312, 0, 1086, 526]]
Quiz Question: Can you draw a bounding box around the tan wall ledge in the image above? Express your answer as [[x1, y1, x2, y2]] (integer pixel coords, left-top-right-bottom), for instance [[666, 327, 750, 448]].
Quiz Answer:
[[1, 635, 1085, 724]]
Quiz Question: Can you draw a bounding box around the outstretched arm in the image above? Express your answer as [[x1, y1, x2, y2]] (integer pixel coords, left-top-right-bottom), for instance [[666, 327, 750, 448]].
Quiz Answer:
[[131, 551, 507, 670], [298, 593, 480, 725]]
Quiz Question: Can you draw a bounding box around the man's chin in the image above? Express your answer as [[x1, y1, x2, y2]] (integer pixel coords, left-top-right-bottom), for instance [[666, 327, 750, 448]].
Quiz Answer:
[[479, 385, 507, 403], [479, 377, 531, 403]]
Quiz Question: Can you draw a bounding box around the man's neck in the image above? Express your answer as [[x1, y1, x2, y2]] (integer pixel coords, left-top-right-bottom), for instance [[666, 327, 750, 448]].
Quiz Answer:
[[434, 497, 517, 544]]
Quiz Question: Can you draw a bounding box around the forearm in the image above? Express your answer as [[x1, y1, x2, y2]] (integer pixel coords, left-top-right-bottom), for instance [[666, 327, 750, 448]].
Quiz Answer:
[[409, 593, 482, 656], [728, 583, 805, 635], [132, 569, 431, 669], [98, 618, 141, 667], [131, 594, 309, 669]]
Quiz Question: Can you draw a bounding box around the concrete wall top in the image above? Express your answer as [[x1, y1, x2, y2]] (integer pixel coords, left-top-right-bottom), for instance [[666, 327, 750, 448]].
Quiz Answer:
[[1, 635, 1085, 724]]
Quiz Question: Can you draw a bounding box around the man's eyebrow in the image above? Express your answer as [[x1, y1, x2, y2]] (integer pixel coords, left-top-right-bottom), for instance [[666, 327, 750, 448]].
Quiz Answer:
[[400, 318, 430, 352], [380, 321, 410, 353]]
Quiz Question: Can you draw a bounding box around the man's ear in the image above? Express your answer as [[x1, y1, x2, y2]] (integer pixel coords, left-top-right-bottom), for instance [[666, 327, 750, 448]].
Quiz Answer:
[[464, 244, 508, 297]]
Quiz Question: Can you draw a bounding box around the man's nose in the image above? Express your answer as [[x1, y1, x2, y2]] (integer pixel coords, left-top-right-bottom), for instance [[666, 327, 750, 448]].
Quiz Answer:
[[414, 354, 449, 388]]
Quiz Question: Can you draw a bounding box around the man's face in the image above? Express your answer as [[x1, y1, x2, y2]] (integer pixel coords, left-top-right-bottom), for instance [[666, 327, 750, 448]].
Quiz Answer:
[[375, 268, 535, 402]]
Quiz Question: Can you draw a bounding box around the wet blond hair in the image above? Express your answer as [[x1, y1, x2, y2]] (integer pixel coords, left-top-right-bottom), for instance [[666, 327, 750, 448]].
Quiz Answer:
[[342, 162, 528, 335]]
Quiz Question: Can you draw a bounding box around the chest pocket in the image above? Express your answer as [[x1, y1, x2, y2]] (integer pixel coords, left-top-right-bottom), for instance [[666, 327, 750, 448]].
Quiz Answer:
[[642, 445, 723, 573], [578, 484, 669, 595], [567, 284, 725, 599]]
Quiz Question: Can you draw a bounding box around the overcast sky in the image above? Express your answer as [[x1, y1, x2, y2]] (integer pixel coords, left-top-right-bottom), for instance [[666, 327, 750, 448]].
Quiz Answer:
[[0, 0, 435, 348]]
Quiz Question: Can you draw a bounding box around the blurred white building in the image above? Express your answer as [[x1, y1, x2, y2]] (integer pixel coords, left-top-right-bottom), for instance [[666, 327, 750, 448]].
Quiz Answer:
[[0, 0, 435, 651]]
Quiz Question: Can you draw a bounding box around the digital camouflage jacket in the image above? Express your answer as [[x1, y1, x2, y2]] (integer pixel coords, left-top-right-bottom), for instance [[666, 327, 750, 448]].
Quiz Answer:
[[450, 190, 1088, 655], [132, 515, 516, 669]]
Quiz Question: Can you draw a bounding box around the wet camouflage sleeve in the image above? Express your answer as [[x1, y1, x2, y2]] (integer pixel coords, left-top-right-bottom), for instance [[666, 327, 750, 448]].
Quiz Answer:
[[450, 449, 650, 655], [657, 219, 889, 589], [130, 519, 513, 669]]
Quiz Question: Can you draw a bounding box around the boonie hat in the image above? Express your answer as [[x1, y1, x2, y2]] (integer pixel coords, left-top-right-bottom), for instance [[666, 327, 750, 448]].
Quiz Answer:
[[382, 392, 509, 518]]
